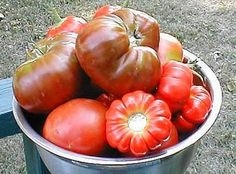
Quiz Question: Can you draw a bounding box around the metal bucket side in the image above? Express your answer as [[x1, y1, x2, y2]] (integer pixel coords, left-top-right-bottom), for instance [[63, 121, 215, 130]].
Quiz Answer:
[[37, 141, 199, 174]]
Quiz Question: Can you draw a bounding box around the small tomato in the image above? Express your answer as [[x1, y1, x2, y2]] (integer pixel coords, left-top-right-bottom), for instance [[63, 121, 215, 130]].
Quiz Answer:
[[155, 61, 193, 113], [157, 33, 183, 65], [181, 85, 212, 124], [172, 85, 212, 133]]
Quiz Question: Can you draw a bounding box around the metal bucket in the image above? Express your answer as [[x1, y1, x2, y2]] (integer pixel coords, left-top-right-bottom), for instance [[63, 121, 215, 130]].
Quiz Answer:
[[13, 50, 222, 174]]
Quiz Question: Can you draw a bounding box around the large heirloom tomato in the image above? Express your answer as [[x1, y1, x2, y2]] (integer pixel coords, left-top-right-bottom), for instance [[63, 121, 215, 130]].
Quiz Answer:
[[155, 61, 193, 113], [13, 32, 84, 114], [76, 8, 161, 96], [43, 98, 107, 156], [46, 15, 87, 38], [173, 85, 212, 133], [106, 90, 177, 157]]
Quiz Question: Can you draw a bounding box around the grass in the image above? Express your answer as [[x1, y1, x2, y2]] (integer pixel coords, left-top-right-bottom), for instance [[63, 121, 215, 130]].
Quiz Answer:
[[0, 0, 235, 173]]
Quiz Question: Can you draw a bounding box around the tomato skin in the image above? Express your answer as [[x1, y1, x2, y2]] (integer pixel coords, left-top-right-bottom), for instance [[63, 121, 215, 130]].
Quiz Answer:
[[155, 61, 193, 113], [97, 93, 118, 108], [93, 5, 121, 18], [13, 32, 85, 114], [106, 90, 173, 157], [157, 33, 183, 65], [182, 85, 212, 124], [172, 85, 212, 133], [43, 98, 107, 156], [76, 8, 161, 96], [46, 16, 87, 38], [159, 124, 178, 150], [153, 123, 178, 152]]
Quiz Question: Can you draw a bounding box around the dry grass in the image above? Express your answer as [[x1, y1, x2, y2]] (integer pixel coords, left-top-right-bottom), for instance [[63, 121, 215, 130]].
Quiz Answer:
[[0, 0, 235, 173]]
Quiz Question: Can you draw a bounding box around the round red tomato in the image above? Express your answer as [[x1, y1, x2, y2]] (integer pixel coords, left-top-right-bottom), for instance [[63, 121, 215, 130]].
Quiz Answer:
[[43, 98, 107, 156], [76, 8, 161, 96], [157, 33, 183, 65]]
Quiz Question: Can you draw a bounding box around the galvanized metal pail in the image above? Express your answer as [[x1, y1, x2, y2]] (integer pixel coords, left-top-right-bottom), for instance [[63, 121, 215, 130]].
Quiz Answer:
[[13, 50, 222, 174]]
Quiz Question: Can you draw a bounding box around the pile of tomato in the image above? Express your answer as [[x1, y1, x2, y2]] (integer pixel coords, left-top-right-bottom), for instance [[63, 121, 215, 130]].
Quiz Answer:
[[12, 5, 212, 157]]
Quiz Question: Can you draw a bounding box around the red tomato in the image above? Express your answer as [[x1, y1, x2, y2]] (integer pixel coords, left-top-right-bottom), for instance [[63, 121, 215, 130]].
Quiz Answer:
[[46, 15, 87, 38], [157, 33, 183, 65], [93, 5, 121, 18], [43, 98, 107, 156], [106, 90, 173, 157], [155, 61, 193, 113], [13, 33, 85, 114], [181, 85, 212, 124], [76, 8, 161, 96], [172, 85, 212, 133]]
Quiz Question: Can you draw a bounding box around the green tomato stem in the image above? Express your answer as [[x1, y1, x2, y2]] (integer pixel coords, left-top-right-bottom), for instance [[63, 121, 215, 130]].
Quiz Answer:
[[122, 0, 130, 8], [50, 7, 62, 24]]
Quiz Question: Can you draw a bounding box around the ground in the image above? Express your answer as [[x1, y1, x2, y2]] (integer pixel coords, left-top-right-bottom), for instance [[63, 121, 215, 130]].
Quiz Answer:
[[0, 0, 235, 173]]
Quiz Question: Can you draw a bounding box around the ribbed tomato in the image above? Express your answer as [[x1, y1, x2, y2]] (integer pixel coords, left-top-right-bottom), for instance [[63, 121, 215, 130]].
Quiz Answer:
[[172, 85, 212, 133], [155, 61, 193, 113], [13, 33, 85, 114], [76, 8, 161, 96], [106, 90, 175, 157]]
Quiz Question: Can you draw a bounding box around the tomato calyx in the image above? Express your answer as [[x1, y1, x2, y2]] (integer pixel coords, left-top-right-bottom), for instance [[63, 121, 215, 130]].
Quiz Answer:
[[113, 8, 155, 48], [128, 112, 147, 132], [26, 32, 77, 60], [128, 29, 142, 47], [26, 44, 48, 60]]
